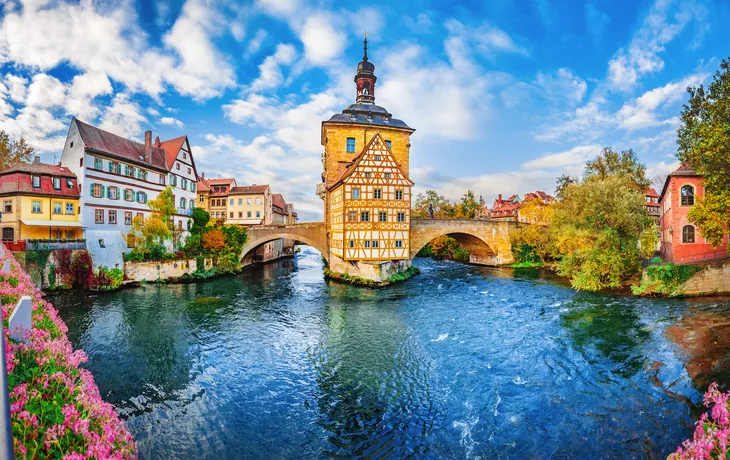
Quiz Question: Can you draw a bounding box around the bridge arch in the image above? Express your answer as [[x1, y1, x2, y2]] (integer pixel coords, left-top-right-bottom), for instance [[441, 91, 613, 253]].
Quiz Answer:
[[410, 219, 516, 266], [239, 223, 329, 264]]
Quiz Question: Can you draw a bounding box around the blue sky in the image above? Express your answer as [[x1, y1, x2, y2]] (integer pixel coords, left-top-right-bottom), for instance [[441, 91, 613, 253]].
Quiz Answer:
[[0, 0, 728, 220]]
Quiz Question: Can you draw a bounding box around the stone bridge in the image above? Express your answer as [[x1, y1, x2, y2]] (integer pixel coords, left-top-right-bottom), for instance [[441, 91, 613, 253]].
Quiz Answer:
[[240, 219, 516, 266]]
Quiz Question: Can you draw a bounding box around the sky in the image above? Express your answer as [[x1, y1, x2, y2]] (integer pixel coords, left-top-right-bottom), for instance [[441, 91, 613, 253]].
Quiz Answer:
[[0, 0, 728, 221]]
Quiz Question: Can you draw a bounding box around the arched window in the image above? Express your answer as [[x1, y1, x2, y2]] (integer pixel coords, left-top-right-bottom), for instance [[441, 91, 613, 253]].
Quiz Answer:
[[1, 228, 13, 242], [682, 225, 695, 243], [681, 185, 695, 206]]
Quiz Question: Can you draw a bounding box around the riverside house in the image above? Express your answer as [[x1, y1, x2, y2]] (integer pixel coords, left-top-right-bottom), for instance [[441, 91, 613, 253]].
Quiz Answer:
[[0, 158, 83, 250], [60, 118, 199, 267], [659, 163, 728, 264]]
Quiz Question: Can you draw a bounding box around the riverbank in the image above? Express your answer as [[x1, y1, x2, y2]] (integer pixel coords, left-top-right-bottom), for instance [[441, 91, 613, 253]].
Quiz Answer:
[[323, 265, 420, 288]]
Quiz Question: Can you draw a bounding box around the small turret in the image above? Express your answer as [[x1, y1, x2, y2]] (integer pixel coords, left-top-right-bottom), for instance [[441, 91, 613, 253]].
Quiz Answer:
[[355, 36, 377, 104]]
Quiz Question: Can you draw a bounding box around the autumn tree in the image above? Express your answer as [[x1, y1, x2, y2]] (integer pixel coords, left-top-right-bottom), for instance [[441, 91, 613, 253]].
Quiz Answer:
[[0, 131, 34, 171], [412, 190, 454, 218], [454, 190, 480, 219], [677, 58, 730, 248], [202, 228, 226, 252], [584, 147, 650, 190], [511, 198, 554, 263]]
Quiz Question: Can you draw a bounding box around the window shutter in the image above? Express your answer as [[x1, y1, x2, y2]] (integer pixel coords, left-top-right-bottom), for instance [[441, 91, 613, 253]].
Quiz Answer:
[[90, 183, 94, 196], [108, 162, 113, 172], [124, 165, 128, 176], [101, 186, 106, 198]]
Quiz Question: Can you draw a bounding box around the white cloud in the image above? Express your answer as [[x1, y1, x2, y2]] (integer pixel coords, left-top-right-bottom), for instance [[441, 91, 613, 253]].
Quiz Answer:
[[255, 0, 301, 18], [160, 117, 184, 129], [249, 43, 297, 92], [4, 75, 28, 103], [522, 144, 602, 169], [98, 94, 147, 140], [606, 0, 708, 91], [25, 74, 66, 108], [444, 19, 528, 59], [535, 68, 587, 106], [299, 13, 348, 66], [245, 29, 268, 57]]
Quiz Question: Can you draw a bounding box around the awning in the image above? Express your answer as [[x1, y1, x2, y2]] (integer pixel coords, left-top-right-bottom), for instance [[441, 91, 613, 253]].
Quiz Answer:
[[21, 220, 85, 228], [225, 219, 263, 225]]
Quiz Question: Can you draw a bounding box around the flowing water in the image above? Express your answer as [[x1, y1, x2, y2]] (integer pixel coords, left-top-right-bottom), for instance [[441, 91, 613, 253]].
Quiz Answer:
[[52, 247, 730, 459]]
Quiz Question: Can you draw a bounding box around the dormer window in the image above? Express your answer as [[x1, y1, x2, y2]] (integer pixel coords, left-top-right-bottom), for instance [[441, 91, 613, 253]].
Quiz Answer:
[[53, 177, 61, 190], [32, 176, 40, 188]]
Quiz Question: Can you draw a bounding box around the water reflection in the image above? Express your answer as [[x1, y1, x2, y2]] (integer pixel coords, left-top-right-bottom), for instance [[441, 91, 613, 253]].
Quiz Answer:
[[49, 251, 730, 459]]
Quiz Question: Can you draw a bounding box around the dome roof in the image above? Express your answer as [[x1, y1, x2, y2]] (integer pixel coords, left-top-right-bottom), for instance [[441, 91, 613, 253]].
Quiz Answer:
[[357, 59, 375, 73]]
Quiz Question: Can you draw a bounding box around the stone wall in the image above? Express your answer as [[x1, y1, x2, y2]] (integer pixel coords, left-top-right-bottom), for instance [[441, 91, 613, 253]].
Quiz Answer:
[[124, 258, 213, 282], [679, 259, 730, 295], [328, 255, 411, 283]]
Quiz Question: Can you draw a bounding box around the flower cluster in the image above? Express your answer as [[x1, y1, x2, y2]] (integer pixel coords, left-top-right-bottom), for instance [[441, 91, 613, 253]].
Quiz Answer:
[[671, 382, 730, 459], [0, 244, 136, 458]]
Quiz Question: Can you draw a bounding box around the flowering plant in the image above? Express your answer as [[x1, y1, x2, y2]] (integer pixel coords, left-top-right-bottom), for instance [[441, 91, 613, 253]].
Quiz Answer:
[[0, 244, 136, 458], [670, 382, 730, 459]]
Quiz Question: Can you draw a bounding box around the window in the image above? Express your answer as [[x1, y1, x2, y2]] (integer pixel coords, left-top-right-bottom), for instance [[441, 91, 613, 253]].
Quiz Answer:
[[109, 210, 117, 224], [229, 212, 233, 218], [365, 172, 371, 178], [178, 220, 183, 230], [346, 137, 355, 153], [247, 198, 252, 205], [374, 189, 382, 199], [53, 177, 61, 190], [180, 197, 186, 209], [385, 173, 391, 179], [66, 203, 74, 215], [349, 240, 354, 248], [108, 186, 118, 200], [66, 178, 74, 188], [374, 155, 381, 161], [372, 240, 379, 248], [125, 212, 132, 225], [1, 228, 13, 242], [191, 183, 196, 192], [94, 157, 102, 170], [230, 199, 234, 206], [124, 189, 133, 201], [385, 140, 392, 150], [70, 141, 74, 148], [31, 200, 41, 213], [397, 212, 405, 222], [176, 163, 180, 170], [199, 194, 205, 202], [52, 202, 62, 214], [80, 158, 83, 167], [682, 225, 695, 243], [395, 190, 403, 200], [188, 167, 191, 174], [108, 161, 115, 173], [136, 212, 143, 220], [32, 176, 40, 188], [352, 188, 361, 199], [238, 199, 242, 205], [91, 183, 102, 198], [256, 198, 262, 205], [256, 211, 261, 218], [159, 175, 166, 186], [247, 211, 252, 218], [181, 178, 188, 190], [183, 152, 187, 159], [364, 240, 371, 248], [395, 240, 403, 248], [95, 209, 104, 224], [239, 212, 243, 218], [137, 192, 147, 204], [98, 239, 105, 248], [361, 211, 369, 222], [681, 185, 695, 206], [169, 174, 177, 186], [347, 211, 357, 222], [379, 211, 387, 222], [189, 199, 194, 210], [3, 201, 11, 213]]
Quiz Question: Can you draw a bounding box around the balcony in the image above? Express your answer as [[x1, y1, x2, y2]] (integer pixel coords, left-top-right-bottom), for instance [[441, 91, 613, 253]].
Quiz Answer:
[[24, 239, 87, 251], [177, 208, 193, 216]]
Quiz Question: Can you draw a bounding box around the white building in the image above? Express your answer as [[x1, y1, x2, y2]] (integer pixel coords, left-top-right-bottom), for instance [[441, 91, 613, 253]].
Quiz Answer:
[[60, 118, 198, 267]]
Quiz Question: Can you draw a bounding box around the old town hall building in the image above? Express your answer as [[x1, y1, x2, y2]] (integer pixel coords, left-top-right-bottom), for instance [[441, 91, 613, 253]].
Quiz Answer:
[[319, 38, 416, 281]]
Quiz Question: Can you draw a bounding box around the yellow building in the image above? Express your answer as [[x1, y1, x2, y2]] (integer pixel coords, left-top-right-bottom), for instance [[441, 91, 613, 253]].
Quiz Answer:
[[225, 185, 272, 225], [0, 159, 83, 245], [320, 38, 416, 281]]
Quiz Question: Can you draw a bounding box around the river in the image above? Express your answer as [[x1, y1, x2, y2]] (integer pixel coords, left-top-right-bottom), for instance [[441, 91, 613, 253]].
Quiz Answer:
[[51, 247, 730, 459]]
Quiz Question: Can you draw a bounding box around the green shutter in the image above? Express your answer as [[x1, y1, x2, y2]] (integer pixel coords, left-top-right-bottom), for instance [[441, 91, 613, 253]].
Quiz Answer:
[[89, 183, 94, 196]]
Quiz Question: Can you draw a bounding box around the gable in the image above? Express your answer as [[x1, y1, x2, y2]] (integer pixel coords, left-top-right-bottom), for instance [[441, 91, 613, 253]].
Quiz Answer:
[[330, 133, 413, 189]]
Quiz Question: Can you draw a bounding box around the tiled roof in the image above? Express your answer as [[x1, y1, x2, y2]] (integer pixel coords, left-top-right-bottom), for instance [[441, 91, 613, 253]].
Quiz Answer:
[[272, 193, 287, 210], [75, 118, 168, 171], [158, 135, 187, 170], [197, 180, 210, 192], [0, 162, 76, 178], [325, 103, 413, 130], [230, 185, 269, 195], [645, 188, 660, 198]]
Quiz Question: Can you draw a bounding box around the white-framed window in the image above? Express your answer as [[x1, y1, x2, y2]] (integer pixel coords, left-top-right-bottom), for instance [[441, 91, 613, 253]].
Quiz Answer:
[[125, 212, 132, 225], [199, 194, 205, 202], [109, 210, 117, 224], [374, 189, 382, 199], [53, 177, 61, 189], [65, 203, 74, 215], [247, 198, 252, 205], [352, 188, 361, 199], [31, 200, 41, 213], [32, 176, 40, 188], [256, 198, 262, 205], [395, 190, 403, 200], [3, 200, 11, 213], [108, 186, 118, 200], [395, 240, 403, 248], [364, 240, 371, 248], [66, 178, 74, 188], [52, 202, 62, 214], [379, 211, 387, 222], [372, 240, 379, 248], [397, 212, 405, 222], [180, 197, 186, 209]]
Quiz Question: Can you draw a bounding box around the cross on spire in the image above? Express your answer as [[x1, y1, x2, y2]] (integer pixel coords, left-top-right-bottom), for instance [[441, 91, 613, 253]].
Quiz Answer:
[[363, 32, 369, 61]]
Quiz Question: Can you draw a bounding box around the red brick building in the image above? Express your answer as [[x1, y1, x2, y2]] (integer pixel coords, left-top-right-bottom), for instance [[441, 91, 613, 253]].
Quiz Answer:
[[659, 164, 728, 263], [487, 194, 521, 220]]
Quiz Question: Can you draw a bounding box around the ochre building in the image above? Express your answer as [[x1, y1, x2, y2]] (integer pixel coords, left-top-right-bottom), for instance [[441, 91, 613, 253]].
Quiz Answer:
[[319, 38, 416, 281]]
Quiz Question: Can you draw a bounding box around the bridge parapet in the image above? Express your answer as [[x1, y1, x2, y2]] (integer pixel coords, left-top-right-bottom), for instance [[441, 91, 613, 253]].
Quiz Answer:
[[240, 222, 328, 263]]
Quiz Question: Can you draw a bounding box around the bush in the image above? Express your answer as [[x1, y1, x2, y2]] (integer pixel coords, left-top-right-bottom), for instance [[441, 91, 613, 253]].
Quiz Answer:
[[512, 243, 542, 264], [69, 250, 93, 289], [670, 382, 730, 459], [202, 229, 226, 251], [631, 262, 702, 296], [92, 266, 124, 291]]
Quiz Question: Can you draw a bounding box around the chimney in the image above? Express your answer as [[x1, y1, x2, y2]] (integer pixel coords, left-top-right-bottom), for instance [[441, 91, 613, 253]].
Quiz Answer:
[[201, 172, 205, 180], [33, 156, 40, 164], [144, 130, 152, 163], [498, 194, 502, 201]]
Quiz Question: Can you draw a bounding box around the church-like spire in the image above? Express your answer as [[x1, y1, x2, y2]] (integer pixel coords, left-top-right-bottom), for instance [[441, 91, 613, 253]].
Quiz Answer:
[[355, 33, 376, 104]]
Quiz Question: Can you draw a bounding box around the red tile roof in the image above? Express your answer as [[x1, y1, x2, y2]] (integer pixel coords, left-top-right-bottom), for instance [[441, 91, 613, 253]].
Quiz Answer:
[[158, 135, 187, 170], [230, 185, 269, 195], [645, 188, 660, 198], [197, 180, 210, 192], [0, 162, 80, 198], [75, 118, 168, 171]]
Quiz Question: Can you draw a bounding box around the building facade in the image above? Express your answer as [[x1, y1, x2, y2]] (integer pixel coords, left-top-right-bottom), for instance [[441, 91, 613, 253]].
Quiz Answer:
[[320, 38, 416, 281], [159, 135, 198, 230], [226, 185, 272, 225], [204, 178, 237, 222], [60, 118, 198, 267], [659, 164, 728, 263], [644, 187, 661, 222], [0, 159, 82, 248], [488, 194, 521, 221]]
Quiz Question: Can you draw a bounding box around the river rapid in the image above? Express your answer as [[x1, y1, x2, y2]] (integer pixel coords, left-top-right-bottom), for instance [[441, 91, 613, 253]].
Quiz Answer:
[[51, 247, 730, 459]]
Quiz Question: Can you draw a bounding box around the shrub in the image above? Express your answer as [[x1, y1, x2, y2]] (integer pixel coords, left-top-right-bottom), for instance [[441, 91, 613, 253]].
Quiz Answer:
[[203, 229, 226, 252], [631, 262, 702, 296], [670, 382, 730, 459], [91, 267, 124, 291], [69, 250, 93, 289], [56, 248, 73, 285], [47, 264, 56, 288]]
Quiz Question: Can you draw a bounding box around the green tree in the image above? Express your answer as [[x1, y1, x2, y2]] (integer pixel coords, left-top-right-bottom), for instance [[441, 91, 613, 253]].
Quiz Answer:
[[584, 147, 650, 190], [412, 190, 454, 218], [0, 131, 34, 171], [455, 190, 480, 219], [555, 174, 576, 201], [191, 207, 210, 233], [677, 58, 730, 248], [550, 174, 657, 291]]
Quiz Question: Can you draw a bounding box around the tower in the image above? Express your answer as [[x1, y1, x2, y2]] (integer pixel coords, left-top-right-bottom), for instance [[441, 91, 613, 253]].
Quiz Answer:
[[319, 37, 416, 283]]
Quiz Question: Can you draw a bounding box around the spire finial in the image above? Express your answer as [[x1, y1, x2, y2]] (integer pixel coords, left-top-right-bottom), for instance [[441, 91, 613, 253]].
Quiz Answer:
[[363, 32, 368, 61]]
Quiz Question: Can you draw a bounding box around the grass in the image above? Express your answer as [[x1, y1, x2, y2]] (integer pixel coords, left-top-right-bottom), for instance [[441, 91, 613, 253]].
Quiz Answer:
[[324, 266, 420, 288]]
